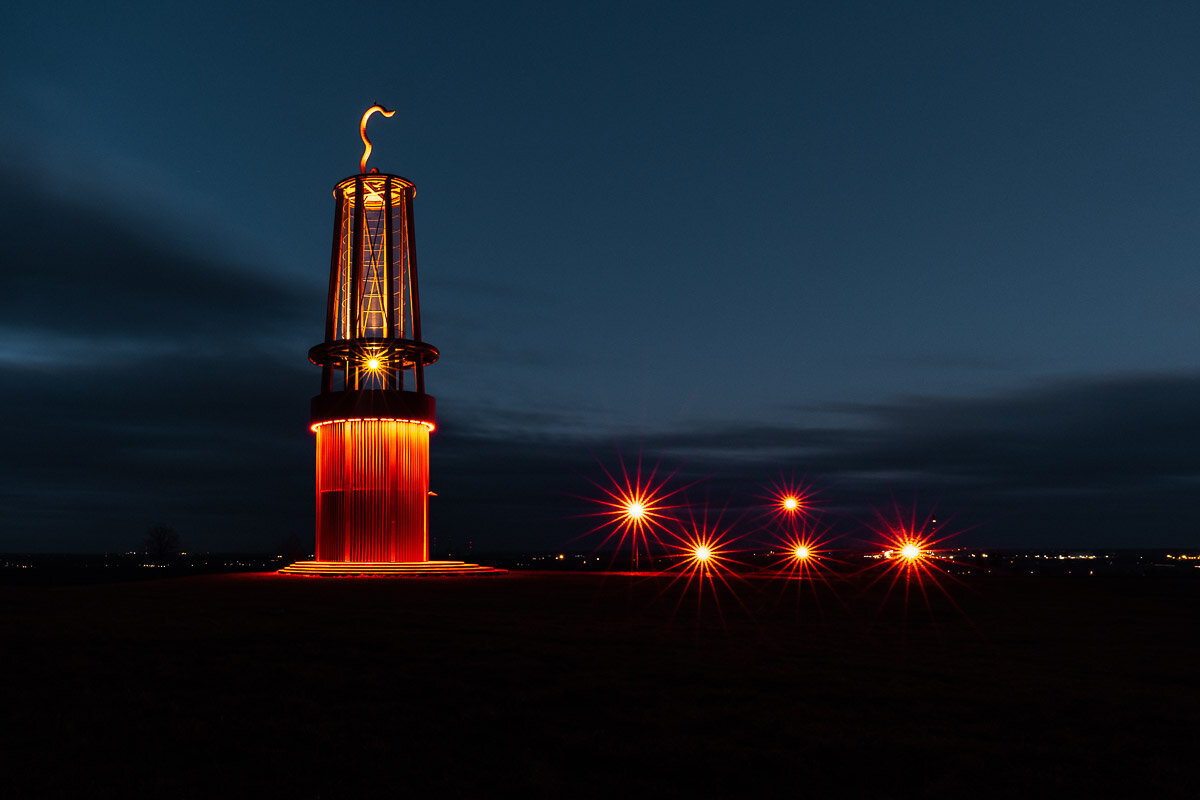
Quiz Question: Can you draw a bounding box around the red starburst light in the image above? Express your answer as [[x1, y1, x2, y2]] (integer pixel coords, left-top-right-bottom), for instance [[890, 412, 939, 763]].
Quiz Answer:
[[656, 503, 754, 621], [773, 527, 833, 582], [859, 505, 967, 619], [657, 496, 758, 623], [670, 529, 736, 579], [761, 476, 819, 529], [580, 454, 685, 568], [664, 526, 738, 591]]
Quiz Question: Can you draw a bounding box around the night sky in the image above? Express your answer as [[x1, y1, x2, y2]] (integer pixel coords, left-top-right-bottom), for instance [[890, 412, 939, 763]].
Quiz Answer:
[[3, 1, 1199, 553]]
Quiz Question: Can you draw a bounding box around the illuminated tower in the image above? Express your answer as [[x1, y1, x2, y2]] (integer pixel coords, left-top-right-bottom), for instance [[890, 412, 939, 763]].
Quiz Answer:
[[282, 106, 500, 576]]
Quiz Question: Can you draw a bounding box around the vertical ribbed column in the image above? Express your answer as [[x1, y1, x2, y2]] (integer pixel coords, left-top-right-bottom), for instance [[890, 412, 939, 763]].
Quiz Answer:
[[314, 420, 430, 562]]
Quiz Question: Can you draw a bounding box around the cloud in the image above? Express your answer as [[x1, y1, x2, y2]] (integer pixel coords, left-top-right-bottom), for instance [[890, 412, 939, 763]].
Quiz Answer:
[[0, 162, 317, 550], [432, 372, 1200, 551], [2, 160, 1196, 553], [0, 161, 314, 361]]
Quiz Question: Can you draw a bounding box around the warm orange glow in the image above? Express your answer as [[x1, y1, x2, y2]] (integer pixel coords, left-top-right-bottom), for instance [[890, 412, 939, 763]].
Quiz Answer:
[[856, 506, 970, 620], [366, 357, 381, 371], [671, 529, 734, 574], [314, 418, 430, 562], [280, 560, 504, 576], [329, 173, 419, 343], [770, 526, 837, 587], [660, 520, 746, 613], [311, 417, 435, 433], [763, 478, 817, 526], [582, 455, 685, 566], [359, 104, 396, 173]]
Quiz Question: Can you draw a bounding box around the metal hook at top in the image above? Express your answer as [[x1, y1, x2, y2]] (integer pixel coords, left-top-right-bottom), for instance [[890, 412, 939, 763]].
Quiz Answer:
[[360, 104, 396, 173]]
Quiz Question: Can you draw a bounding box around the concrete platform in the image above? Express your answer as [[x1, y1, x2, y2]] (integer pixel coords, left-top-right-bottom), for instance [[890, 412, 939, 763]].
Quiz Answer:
[[277, 560, 506, 576]]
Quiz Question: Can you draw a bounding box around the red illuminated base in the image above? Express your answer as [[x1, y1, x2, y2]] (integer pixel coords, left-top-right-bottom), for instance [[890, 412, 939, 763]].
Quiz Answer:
[[278, 560, 506, 577]]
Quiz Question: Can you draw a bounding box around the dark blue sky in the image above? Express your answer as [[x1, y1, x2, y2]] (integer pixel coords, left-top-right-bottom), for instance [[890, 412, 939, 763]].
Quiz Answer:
[[3, 1, 1199, 552]]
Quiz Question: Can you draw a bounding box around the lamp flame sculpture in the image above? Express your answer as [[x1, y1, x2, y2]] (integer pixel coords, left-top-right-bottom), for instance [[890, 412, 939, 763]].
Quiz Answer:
[[281, 106, 501, 576]]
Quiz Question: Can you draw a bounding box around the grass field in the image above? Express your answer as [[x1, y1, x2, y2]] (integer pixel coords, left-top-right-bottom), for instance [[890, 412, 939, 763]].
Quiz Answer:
[[3, 569, 1197, 798]]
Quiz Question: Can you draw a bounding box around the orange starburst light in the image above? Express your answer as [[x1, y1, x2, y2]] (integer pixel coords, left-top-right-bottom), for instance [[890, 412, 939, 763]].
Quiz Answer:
[[761, 477, 819, 529], [669, 527, 737, 580], [877, 529, 937, 579], [579, 454, 685, 568], [858, 504, 970, 621], [658, 516, 753, 620], [771, 525, 837, 584]]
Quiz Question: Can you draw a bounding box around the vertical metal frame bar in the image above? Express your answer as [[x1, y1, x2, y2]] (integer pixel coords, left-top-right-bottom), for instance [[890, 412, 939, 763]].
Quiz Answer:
[[351, 176, 365, 341], [383, 178, 396, 389], [404, 191, 426, 394], [325, 185, 345, 343], [351, 177, 366, 389], [322, 184, 348, 392]]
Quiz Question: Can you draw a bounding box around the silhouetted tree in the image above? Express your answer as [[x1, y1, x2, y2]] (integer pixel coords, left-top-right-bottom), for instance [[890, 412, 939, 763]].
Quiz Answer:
[[279, 533, 306, 565], [143, 524, 180, 562]]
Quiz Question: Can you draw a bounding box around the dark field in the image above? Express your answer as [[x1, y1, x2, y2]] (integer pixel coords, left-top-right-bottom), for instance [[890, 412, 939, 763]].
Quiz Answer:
[[3, 570, 1197, 798]]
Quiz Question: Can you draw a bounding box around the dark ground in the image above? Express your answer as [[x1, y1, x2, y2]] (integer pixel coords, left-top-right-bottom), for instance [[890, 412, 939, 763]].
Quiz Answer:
[[2, 569, 1197, 798]]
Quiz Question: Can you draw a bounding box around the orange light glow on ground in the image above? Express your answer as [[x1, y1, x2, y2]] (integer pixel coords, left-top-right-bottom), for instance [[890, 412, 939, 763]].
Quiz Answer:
[[578, 453, 688, 569]]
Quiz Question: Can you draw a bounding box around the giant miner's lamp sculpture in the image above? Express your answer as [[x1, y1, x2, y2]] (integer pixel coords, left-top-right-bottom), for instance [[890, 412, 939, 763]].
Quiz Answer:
[[281, 106, 500, 576]]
